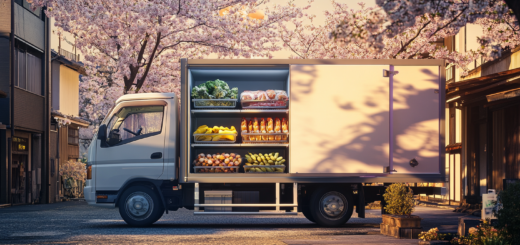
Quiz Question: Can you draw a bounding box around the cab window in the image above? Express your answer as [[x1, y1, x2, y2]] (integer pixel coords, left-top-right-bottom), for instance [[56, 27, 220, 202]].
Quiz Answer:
[[105, 106, 164, 146]]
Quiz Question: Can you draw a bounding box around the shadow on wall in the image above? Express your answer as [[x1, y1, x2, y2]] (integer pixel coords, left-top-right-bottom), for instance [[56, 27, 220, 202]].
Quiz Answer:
[[291, 66, 440, 174]]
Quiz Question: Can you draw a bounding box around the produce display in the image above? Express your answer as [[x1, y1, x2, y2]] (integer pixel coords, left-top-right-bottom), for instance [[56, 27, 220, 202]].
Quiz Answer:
[[191, 79, 238, 107], [244, 152, 286, 173], [241, 117, 288, 142], [240, 90, 288, 108], [194, 153, 242, 173], [193, 125, 237, 142]]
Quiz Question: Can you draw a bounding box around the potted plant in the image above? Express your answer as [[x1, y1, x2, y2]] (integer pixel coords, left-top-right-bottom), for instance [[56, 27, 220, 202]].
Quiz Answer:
[[418, 228, 449, 244], [380, 183, 422, 239], [59, 160, 87, 198]]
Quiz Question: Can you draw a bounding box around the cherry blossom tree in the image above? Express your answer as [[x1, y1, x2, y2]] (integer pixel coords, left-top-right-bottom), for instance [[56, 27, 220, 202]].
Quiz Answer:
[[281, 2, 479, 71], [331, 0, 519, 61], [30, 0, 305, 126]]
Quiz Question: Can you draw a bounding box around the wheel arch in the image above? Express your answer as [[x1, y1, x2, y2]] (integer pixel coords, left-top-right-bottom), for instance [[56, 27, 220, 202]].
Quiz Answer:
[[115, 178, 167, 213]]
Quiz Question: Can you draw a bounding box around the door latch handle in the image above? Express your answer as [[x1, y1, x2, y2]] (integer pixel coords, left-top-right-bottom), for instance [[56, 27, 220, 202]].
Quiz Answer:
[[151, 152, 162, 159]]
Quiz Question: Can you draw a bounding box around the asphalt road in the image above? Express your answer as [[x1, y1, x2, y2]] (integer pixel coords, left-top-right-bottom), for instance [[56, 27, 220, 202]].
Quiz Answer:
[[0, 201, 467, 244]]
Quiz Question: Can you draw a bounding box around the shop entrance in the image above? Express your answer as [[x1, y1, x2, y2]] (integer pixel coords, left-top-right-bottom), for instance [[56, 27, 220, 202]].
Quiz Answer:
[[11, 154, 29, 204]]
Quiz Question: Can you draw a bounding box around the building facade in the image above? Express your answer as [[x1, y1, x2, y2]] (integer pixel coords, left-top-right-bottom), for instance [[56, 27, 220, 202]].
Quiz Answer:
[[0, 0, 87, 205], [445, 25, 520, 205], [0, 0, 50, 205]]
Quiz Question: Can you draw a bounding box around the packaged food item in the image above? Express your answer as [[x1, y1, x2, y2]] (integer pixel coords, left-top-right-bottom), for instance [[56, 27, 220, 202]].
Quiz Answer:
[[266, 90, 276, 99], [240, 91, 256, 101], [267, 118, 274, 140], [275, 90, 288, 101], [275, 118, 282, 141], [248, 119, 255, 141], [253, 117, 261, 141], [260, 118, 268, 141], [241, 118, 248, 140], [281, 118, 288, 140]]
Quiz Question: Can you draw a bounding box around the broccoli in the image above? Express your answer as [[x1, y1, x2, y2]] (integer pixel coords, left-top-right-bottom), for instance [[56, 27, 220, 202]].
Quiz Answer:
[[191, 79, 237, 101], [230, 87, 238, 99]]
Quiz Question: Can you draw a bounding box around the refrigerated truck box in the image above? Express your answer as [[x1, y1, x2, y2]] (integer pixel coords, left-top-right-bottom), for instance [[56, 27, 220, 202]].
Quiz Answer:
[[85, 59, 445, 227]]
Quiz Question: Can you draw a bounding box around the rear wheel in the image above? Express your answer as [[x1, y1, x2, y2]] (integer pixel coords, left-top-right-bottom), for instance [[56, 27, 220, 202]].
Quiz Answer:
[[118, 186, 164, 227], [302, 194, 315, 223], [309, 187, 353, 227]]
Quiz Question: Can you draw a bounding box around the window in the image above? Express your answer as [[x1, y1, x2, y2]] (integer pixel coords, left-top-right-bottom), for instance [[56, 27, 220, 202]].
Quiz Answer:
[[15, 42, 43, 95], [15, 0, 41, 17], [68, 128, 79, 145], [105, 106, 164, 146]]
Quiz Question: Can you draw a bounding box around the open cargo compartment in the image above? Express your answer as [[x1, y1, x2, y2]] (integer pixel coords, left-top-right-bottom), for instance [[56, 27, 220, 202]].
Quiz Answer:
[[180, 59, 446, 184]]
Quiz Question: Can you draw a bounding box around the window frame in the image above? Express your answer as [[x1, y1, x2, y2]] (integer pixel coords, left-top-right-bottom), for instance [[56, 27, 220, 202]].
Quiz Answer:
[[68, 127, 79, 145], [102, 105, 165, 148], [14, 42, 43, 96]]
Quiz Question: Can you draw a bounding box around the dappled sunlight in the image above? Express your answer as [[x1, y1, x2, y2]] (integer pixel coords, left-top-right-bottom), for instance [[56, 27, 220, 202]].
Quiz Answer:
[[290, 65, 440, 174]]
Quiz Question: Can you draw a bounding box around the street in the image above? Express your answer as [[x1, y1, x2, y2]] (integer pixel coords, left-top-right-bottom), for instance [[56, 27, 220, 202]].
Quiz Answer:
[[0, 202, 468, 244]]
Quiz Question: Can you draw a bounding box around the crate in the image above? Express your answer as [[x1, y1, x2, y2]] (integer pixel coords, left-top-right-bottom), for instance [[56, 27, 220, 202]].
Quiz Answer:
[[244, 165, 286, 173], [193, 133, 237, 143], [192, 99, 237, 109], [194, 166, 239, 173], [204, 190, 232, 212], [241, 132, 289, 143], [241, 99, 288, 109]]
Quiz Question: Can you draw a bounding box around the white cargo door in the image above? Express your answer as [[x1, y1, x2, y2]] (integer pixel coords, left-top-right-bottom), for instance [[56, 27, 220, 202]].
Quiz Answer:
[[290, 65, 389, 174], [392, 66, 441, 174]]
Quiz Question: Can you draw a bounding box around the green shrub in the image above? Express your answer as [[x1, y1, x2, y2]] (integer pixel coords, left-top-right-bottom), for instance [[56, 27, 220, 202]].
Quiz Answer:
[[383, 183, 415, 216], [494, 182, 520, 243]]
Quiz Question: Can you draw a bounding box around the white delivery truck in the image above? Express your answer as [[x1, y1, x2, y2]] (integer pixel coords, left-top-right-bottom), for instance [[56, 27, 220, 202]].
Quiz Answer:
[[84, 59, 446, 227]]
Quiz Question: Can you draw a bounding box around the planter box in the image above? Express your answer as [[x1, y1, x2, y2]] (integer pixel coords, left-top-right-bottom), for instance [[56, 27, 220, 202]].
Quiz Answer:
[[381, 214, 422, 239]]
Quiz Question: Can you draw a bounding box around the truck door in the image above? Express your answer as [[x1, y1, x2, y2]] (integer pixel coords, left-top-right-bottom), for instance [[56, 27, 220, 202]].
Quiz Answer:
[[290, 65, 390, 174], [391, 66, 441, 174], [95, 102, 167, 191]]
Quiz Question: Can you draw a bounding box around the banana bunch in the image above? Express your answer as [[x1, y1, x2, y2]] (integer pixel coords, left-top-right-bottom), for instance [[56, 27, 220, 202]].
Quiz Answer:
[[244, 152, 285, 173]]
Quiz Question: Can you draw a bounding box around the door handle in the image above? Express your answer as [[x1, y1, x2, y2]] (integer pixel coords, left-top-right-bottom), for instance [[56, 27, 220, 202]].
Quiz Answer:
[[151, 152, 162, 159]]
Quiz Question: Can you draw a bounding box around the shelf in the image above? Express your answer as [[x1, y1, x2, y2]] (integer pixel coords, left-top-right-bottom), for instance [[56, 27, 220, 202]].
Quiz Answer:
[[191, 109, 288, 114], [191, 143, 288, 147]]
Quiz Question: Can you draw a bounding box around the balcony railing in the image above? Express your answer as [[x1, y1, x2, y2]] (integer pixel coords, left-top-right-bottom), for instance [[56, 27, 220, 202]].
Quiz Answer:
[[59, 48, 80, 62]]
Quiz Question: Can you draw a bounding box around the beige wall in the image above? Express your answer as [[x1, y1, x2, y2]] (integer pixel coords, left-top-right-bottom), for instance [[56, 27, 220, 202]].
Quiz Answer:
[[51, 18, 82, 60], [59, 65, 79, 117]]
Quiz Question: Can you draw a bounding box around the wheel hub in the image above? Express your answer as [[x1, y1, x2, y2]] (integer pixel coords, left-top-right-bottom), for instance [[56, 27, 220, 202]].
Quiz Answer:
[[126, 193, 151, 217], [320, 192, 345, 218]]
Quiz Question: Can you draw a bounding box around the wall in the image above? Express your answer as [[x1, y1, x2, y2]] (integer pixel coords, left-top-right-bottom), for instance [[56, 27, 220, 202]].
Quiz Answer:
[[50, 18, 82, 60], [51, 61, 60, 111], [14, 88, 44, 132], [14, 4, 44, 50], [0, 0, 11, 38], [58, 65, 79, 117]]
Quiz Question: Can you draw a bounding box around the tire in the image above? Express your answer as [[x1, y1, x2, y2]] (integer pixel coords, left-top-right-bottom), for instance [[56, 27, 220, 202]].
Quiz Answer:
[[118, 185, 164, 227], [309, 187, 354, 227], [301, 194, 315, 223]]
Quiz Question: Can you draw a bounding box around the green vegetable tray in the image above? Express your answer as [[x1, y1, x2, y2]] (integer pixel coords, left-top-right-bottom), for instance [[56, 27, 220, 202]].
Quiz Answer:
[[192, 99, 237, 108]]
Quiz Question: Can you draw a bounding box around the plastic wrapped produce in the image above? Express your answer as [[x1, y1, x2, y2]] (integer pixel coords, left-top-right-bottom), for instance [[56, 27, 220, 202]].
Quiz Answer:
[[275, 118, 282, 141]]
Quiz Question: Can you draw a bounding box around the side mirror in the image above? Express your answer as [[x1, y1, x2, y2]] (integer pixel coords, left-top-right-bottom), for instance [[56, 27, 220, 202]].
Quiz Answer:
[[98, 124, 107, 140]]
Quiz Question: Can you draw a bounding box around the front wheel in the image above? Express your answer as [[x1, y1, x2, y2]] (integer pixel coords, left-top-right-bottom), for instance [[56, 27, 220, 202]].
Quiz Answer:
[[309, 187, 353, 227], [118, 186, 164, 227]]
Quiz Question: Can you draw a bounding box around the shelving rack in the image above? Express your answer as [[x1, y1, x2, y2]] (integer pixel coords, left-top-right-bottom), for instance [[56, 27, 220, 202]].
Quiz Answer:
[[187, 66, 291, 177]]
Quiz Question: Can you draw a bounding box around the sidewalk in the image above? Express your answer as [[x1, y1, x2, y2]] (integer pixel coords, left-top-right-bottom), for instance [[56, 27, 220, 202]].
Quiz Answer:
[[283, 206, 471, 245]]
